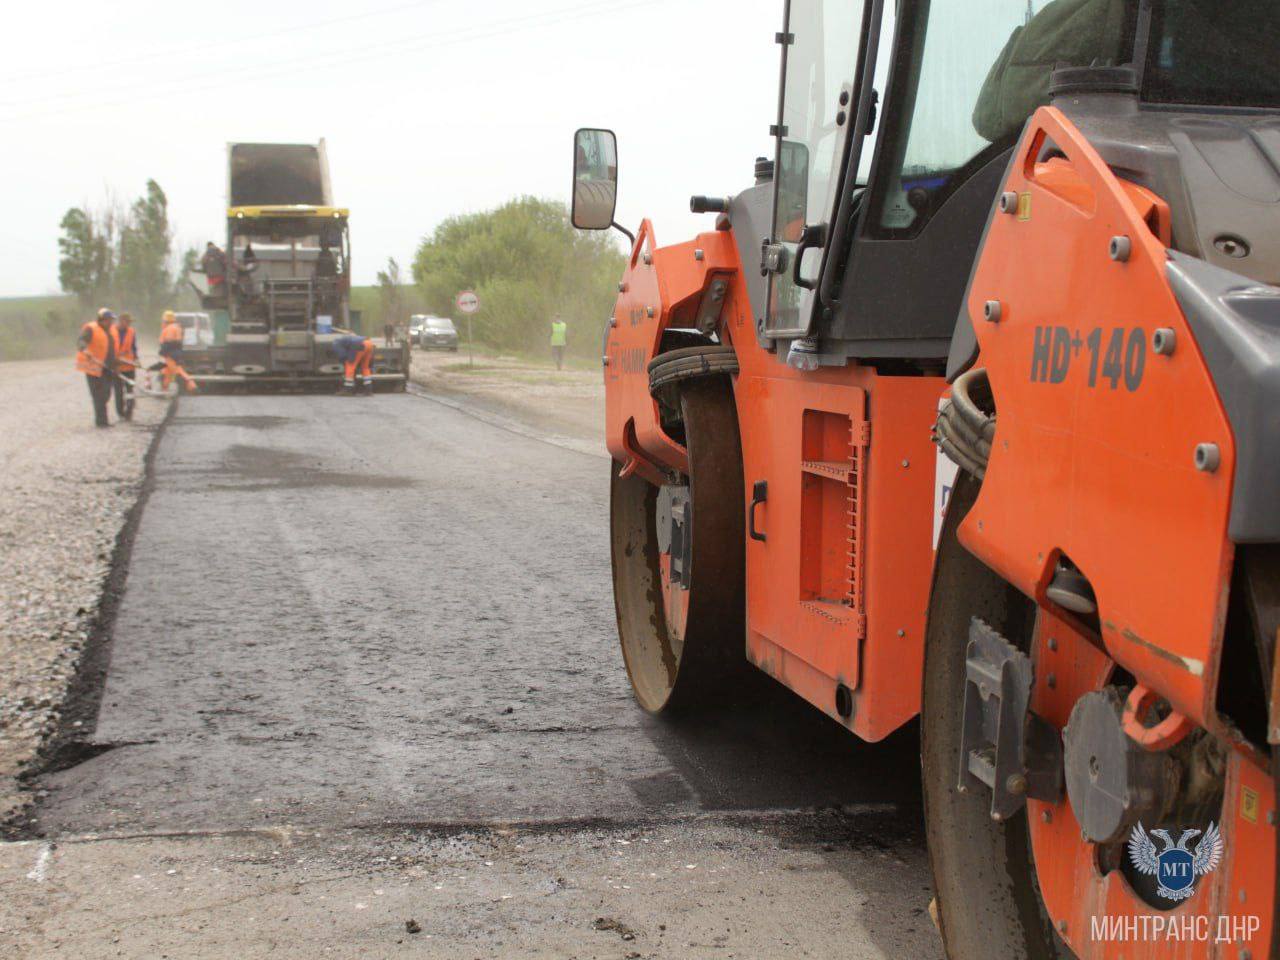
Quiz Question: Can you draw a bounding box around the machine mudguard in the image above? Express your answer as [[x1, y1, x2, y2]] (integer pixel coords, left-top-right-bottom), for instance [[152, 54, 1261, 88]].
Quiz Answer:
[[955, 104, 1274, 959], [960, 105, 1234, 732], [603, 220, 747, 485]]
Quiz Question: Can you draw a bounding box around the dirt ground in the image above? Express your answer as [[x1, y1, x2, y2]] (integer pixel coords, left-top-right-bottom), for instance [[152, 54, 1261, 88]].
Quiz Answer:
[[1, 814, 932, 959], [0, 358, 166, 824], [409, 347, 604, 446]]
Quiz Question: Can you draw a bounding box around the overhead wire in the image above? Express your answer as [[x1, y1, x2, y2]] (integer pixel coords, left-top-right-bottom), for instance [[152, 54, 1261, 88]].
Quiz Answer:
[[0, 0, 657, 123], [3, 0, 624, 111], [0, 0, 445, 86]]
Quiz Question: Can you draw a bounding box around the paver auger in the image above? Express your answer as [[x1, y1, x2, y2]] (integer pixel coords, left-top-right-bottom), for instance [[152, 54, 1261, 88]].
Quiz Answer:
[[572, 1, 1280, 956]]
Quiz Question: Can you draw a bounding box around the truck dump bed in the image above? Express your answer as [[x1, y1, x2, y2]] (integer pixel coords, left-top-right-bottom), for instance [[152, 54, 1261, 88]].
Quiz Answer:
[[228, 142, 332, 208]]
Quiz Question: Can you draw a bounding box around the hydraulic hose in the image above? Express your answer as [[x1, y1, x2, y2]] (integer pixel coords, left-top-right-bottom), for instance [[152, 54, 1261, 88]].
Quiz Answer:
[[935, 367, 996, 480], [951, 367, 996, 444], [936, 415, 988, 480]]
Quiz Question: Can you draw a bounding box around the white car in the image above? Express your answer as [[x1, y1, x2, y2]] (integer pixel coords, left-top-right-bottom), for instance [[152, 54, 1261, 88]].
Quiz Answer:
[[176, 312, 215, 347]]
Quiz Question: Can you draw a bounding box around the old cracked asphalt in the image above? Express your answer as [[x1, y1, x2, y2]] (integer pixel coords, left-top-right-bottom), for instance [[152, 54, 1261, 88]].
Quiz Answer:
[[1, 393, 940, 959]]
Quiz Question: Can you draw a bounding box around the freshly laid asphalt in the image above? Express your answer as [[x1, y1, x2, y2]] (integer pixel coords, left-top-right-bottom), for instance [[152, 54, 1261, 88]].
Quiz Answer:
[[3, 393, 939, 959]]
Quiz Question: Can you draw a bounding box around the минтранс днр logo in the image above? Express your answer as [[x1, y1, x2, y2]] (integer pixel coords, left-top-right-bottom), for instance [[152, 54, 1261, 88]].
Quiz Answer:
[[1128, 821, 1224, 901]]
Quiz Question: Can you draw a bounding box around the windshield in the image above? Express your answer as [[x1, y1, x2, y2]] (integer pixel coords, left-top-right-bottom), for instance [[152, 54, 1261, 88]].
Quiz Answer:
[[871, 0, 1135, 236], [1143, 0, 1280, 108], [427, 318, 453, 329]]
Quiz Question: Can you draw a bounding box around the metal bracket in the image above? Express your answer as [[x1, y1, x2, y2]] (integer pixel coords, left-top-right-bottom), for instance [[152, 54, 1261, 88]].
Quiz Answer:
[[775, 31, 794, 44], [695, 277, 731, 336], [958, 619, 1064, 821], [656, 485, 693, 589], [761, 242, 789, 276]]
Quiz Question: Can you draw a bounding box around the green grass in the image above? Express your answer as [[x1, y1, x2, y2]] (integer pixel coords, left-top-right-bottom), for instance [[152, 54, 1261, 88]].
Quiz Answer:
[[0, 294, 82, 362], [0, 294, 75, 312]]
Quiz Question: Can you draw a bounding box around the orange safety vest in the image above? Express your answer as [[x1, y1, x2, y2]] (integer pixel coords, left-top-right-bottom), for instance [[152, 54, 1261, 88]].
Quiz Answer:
[[76, 321, 109, 376], [159, 320, 184, 344], [111, 325, 138, 370]]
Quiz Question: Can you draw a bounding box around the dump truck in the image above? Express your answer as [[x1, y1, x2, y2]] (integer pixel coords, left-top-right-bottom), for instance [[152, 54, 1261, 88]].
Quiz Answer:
[[574, 1, 1279, 957], [185, 140, 410, 391]]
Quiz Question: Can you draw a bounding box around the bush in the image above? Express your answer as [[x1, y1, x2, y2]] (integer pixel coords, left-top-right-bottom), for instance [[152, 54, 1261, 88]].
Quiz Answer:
[[412, 197, 625, 357]]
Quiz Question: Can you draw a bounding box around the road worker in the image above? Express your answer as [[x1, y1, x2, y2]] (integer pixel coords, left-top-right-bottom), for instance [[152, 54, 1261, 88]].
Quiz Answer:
[[76, 307, 118, 428], [331, 333, 375, 395], [315, 242, 337, 281], [234, 244, 260, 299], [198, 241, 227, 293], [158, 310, 198, 394], [550, 314, 568, 370], [110, 311, 139, 421], [316, 242, 339, 311]]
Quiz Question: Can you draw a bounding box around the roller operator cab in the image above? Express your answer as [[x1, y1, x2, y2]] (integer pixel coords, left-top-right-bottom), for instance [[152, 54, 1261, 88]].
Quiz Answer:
[[187, 141, 410, 391], [575, 2, 1280, 957]]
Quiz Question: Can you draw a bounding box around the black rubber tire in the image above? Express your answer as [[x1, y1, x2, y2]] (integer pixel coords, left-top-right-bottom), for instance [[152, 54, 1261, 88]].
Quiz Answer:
[[647, 345, 739, 397], [921, 472, 1068, 960], [609, 376, 746, 713]]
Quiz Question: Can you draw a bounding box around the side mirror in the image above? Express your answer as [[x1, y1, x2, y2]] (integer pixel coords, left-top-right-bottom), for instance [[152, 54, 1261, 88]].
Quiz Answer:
[[571, 128, 619, 231]]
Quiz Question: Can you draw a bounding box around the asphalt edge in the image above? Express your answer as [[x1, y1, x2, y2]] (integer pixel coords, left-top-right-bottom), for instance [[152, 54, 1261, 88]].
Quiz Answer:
[[3, 399, 177, 840], [15, 801, 918, 848]]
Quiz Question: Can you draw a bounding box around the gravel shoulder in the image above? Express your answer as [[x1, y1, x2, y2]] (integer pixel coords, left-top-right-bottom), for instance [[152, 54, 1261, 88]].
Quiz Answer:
[[0, 358, 166, 826]]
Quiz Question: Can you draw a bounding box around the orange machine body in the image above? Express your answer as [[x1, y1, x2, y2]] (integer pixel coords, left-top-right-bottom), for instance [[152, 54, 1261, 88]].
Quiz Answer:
[[605, 221, 942, 742], [603, 102, 1274, 953], [960, 106, 1273, 958]]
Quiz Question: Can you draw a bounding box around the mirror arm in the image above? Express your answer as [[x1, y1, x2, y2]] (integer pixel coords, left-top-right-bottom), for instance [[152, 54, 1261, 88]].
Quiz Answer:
[[610, 221, 636, 246]]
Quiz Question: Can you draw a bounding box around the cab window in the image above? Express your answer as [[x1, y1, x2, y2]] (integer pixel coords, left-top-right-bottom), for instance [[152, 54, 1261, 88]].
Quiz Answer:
[[1144, 0, 1280, 108], [870, 0, 1134, 236], [767, 0, 867, 335]]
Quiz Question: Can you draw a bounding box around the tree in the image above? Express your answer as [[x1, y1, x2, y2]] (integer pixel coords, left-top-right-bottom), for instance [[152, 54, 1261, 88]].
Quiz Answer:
[[56, 207, 113, 308], [57, 180, 178, 325], [115, 180, 172, 323], [377, 257, 405, 330], [175, 246, 200, 296], [411, 196, 624, 357]]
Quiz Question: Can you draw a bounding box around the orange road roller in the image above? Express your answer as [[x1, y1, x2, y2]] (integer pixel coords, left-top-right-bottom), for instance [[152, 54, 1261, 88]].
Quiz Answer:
[[572, 1, 1280, 956]]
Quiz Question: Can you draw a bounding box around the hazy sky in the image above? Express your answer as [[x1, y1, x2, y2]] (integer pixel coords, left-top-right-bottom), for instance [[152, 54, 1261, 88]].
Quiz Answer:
[[2, 0, 781, 298]]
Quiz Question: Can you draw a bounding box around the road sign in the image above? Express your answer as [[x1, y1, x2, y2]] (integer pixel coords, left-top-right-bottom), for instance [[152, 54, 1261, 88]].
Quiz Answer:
[[456, 290, 480, 315], [455, 290, 480, 367]]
